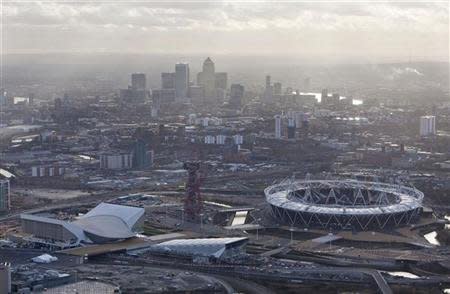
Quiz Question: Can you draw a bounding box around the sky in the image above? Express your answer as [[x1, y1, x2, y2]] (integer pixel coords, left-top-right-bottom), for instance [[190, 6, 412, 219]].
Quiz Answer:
[[2, 1, 449, 62]]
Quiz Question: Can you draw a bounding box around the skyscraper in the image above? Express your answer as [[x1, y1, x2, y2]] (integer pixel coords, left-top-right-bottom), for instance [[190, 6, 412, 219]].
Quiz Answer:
[[321, 89, 328, 104], [196, 57, 228, 103], [175, 63, 190, 101], [131, 73, 147, 90], [215, 72, 228, 90], [230, 84, 244, 109], [264, 75, 274, 104], [161, 72, 175, 89], [420, 116, 436, 137], [274, 115, 282, 139], [120, 73, 150, 103], [133, 139, 152, 169], [273, 82, 282, 95], [197, 57, 216, 99], [287, 117, 296, 139]]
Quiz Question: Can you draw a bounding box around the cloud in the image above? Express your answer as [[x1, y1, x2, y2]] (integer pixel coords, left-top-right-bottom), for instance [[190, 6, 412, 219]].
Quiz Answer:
[[3, 1, 448, 60]]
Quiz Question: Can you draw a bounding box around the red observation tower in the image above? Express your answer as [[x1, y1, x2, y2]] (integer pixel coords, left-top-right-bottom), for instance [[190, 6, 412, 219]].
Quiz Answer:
[[183, 162, 203, 220]]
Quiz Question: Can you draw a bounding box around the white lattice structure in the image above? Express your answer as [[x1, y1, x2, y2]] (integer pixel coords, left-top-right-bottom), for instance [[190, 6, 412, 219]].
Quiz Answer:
[[265, 179, 424, 230]]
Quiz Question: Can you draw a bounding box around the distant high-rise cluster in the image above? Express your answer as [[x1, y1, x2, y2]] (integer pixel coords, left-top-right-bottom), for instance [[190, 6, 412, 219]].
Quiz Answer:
[[273, 112, 309, 140], [120, 73, 150, 103], [263, 75, 282, 104], [152, 57, 229, 108]]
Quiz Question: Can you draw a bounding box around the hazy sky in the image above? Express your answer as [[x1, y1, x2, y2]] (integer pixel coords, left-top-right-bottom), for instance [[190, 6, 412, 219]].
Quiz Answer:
[[3, 1, 449, 62]]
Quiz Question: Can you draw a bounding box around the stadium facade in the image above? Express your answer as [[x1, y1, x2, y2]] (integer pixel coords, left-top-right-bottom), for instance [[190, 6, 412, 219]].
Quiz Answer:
[[265, 179, 424, 230]]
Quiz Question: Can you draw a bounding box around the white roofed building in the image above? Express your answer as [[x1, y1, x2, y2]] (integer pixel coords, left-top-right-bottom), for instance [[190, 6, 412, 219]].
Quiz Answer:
[[149, 237, 248, 260], [21, 203, 145, 249]]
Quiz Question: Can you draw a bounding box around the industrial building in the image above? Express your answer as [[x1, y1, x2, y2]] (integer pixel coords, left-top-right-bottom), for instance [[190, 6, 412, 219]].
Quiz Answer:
[[265, 179, 424, 230], [21, 203, 145, 248]]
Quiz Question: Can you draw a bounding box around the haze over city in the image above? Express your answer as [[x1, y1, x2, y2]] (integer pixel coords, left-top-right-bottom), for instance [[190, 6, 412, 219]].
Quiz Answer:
[[0, 1, 450, 294]]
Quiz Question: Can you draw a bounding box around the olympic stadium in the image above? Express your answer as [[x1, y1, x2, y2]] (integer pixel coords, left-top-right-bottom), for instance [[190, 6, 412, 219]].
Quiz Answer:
[[265, 179, 424, 230]]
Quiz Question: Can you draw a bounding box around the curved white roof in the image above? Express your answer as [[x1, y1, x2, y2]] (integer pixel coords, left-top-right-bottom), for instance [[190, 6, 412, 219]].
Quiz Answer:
[[21, 202, 145, 245], [74, 215, 135, 240], [81, 203, 144, 229]]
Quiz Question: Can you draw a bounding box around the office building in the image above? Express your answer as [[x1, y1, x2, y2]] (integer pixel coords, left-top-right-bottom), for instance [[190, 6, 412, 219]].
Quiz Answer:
[[175, 63, 190, 101], [161, 72, 175, 89], [264, 75, 274, 104], [131, 73, 146, 90], [274, 115, 282, 139], [229, 84, 244, 109], [133, 139, 152, 169], [420, 116, 436, 137], [321, 88, 328, 104], [189, 86, 204, 103], [152, 88, 176, 105], [0, 179, 10, 213], [287, 117, 296, 139], [273, 82, 282, 95], [197, 57, 216, 99], [197, 57, 228, 102], [120, 73, 150, 103], [215, 72, 228, 90], [294, 111, 306, 128], [100, 152, 133, 170], [233, 134, 244, 145]]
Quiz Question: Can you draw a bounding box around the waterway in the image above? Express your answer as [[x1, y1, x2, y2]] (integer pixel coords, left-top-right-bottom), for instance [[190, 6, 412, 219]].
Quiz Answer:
[[385, 271, 420, 279]]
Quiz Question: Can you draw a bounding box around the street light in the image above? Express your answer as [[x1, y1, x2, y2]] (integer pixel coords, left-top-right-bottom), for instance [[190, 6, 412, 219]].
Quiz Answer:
[[181, 208, 184, 225], [290, 225, 294, 243], [256, 218, 262, 241]]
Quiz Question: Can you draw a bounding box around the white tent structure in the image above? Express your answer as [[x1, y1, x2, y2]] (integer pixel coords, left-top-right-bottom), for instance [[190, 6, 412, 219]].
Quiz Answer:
[[32, 254, 58, 264]]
